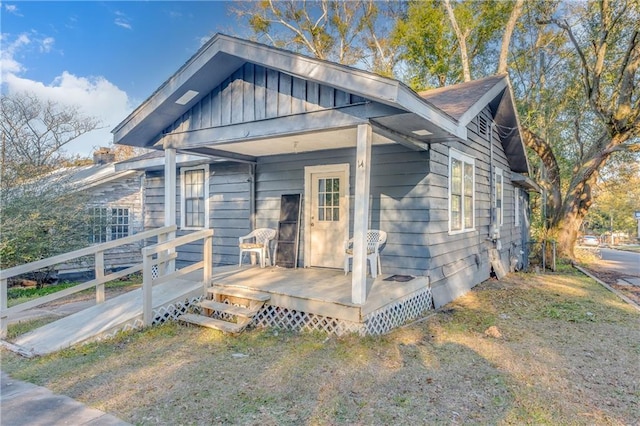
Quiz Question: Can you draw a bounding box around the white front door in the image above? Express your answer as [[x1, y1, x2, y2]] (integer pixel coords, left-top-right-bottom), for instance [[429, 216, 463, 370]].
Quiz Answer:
[[305, 164, 349, 268]]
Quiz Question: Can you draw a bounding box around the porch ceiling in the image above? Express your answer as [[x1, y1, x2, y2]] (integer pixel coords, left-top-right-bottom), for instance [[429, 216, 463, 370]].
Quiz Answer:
[[204, 127, 395, 157]]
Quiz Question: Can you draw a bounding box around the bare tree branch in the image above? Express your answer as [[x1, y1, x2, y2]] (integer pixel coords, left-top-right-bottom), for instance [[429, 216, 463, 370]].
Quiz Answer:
[[443, 0, 471, 81], [498, 0, 524, 74]]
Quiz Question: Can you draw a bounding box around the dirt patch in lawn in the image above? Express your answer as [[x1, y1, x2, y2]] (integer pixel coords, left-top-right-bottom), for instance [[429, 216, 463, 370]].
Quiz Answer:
[[2, 270, 639, 425]]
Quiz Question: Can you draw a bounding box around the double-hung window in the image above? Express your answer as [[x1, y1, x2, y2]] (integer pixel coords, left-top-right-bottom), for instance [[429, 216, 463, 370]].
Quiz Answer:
[[449, 149, 475, 233], [495, 167, 504, 227], [180, 165, 209, 229], [89, 207, 130, 243]]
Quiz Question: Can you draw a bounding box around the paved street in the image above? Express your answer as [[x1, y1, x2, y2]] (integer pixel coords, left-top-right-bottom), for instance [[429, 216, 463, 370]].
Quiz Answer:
[[598, 248, 640, 285]]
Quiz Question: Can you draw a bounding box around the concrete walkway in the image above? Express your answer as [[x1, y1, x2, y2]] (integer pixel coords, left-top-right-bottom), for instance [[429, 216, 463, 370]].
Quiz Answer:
[[1, 371, 130, 425]]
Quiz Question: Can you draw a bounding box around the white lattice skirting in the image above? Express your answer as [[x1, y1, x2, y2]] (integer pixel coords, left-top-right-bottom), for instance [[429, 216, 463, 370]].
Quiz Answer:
[[93, 295, 203, 342], [96, 288, 432, 341], [252, 287, 434, 336]]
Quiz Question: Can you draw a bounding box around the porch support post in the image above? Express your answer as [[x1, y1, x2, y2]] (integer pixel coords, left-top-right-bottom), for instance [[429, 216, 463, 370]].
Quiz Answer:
[[164, 148, 177, 274], [1, 279, 7, 338], [352, 123, 372, 305]]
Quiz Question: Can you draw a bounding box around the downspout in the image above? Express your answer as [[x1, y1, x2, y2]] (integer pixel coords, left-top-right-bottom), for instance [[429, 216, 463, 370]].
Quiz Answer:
[[489, 121, 501, 247], [489, 121, 496, 239]]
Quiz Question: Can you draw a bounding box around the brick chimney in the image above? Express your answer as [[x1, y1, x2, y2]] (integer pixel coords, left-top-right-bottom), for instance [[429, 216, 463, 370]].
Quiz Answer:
[[93, 147, 116, 165]]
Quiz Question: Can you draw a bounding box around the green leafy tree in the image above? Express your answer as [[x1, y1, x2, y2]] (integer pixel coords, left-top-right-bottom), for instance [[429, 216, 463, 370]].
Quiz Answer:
[[395, 0, 639, 258], [523, 0, 640, 257], [1, 92, 99, 283], [584, 156, 640, 241], [391, 0, 515, 88]]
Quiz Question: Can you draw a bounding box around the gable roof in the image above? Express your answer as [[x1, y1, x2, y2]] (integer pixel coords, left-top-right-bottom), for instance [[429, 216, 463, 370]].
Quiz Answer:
[[420, 75, 529, 173], [112, 33, 463, 148], [112, 34, 530, 174], [419, 75, 507, 123]]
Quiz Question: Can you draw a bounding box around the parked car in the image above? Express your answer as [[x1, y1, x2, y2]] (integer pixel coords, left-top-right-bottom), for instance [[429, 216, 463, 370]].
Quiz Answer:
[[582, 235, 600, 246]]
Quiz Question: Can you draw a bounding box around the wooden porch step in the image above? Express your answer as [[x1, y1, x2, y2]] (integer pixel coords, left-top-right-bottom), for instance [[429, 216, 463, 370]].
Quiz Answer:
[[179, 313, 245, 334], [197, 300, 258, 318], [208, 287, 271, 302]]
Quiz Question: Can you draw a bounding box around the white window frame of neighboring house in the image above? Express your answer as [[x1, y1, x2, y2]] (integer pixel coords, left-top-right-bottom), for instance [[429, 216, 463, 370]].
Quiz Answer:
[[89, 206, 130, 243], [180, 164, 210, 230], [515, 187, 521, 227], [495, 167, 504, 227], [449, 148, 476, 234]]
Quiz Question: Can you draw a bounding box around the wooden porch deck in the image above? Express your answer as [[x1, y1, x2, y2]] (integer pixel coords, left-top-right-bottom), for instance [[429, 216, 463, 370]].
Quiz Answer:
[[9, 266, 431, 355], [209, 265, 430, 323]]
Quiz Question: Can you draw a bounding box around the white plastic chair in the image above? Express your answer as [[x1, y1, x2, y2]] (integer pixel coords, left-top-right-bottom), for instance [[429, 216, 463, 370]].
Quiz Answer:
[[344, 230, 387, 278], [239, 228, 276, 268]]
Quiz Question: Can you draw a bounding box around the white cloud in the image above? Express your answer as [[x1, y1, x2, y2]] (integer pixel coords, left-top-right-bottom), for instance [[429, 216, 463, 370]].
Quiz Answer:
[[40, 37, 55, 53], [1, 33, 133, 157], [4, 4, 23, 16], [114, 11, 132, 30], [0, 33, 30, 75], [114, 18, 132, 30]]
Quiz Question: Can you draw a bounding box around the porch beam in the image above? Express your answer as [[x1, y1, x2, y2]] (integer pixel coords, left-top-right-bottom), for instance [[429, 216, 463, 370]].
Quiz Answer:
[[370, 121, 430, 151], [352, 123, 372, 305], [161, 103, 402, 150], [164, 148, 177, 273], [178, 147, 256, 164]]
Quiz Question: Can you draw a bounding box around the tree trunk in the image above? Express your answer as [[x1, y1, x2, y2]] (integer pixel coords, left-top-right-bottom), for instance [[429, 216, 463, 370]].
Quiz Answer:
[[552, 175, 597, 258], [521, 127, 562, 225], [498, 0, 524, 74], [443, 0, 471, 82]]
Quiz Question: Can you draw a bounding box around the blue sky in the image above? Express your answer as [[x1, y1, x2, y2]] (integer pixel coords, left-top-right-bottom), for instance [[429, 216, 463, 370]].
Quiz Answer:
[[1, 1, 250, 157]]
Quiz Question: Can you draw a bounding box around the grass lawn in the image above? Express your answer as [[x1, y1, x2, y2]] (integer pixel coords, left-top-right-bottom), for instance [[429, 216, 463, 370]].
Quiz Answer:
[[2, 267, 639, 425], [7, 275, 142, 308]]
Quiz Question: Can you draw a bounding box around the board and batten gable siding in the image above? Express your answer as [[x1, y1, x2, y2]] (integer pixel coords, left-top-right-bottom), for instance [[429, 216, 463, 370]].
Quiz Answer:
[[427, 106, 524, 307], [163, 62, 367, 135], [254, 144, 431, 275], [57, 172, 146, 274], [143, 164, 251, 267]]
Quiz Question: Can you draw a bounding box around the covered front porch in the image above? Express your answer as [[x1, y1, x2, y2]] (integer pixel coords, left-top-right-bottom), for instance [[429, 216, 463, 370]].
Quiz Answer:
[[112, 35, 463, 308], [207, 265, 432, 335]]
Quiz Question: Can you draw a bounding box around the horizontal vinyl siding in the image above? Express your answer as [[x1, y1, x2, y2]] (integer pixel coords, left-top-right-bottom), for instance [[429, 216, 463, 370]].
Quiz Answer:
[[144, 164, 251, 267], [255, 145, 431, 274], [429, 107, 525, 307]]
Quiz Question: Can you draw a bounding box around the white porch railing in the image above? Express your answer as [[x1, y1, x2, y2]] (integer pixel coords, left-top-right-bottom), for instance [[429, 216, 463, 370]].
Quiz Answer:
[[0, 225, 213, 338]]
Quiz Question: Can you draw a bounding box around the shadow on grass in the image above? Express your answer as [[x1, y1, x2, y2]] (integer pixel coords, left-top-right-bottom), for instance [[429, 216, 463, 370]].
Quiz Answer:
[[1, 270, 639, 424]]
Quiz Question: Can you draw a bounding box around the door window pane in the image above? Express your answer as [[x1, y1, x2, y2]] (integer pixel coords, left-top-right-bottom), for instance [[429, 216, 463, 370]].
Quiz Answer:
[[317, 178, 340, 222]]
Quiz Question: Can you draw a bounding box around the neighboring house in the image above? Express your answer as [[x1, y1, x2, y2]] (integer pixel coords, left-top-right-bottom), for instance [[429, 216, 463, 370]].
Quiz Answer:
[[112, 34, 538, 311], [50, 149, 146, 276]]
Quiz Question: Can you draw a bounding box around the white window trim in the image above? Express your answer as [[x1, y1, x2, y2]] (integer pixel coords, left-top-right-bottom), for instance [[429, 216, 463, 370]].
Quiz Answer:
[[180, 164, 210, 230], [495, 167, 504, 227], [89, 206, 131, 243], [448, 148, 476, 235], [515, 187, 521, 227]]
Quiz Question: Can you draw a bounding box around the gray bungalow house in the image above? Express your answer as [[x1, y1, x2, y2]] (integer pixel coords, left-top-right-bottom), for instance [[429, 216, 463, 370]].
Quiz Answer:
[[112, 34, 537, 333]]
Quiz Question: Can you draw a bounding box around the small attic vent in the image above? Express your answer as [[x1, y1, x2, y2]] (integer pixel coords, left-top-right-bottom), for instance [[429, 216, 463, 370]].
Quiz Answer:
[[478, 115, 489, 138]]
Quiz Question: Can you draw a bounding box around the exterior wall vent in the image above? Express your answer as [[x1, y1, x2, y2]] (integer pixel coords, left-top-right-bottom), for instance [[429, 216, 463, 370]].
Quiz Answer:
[[478, 115, 489, 138]]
